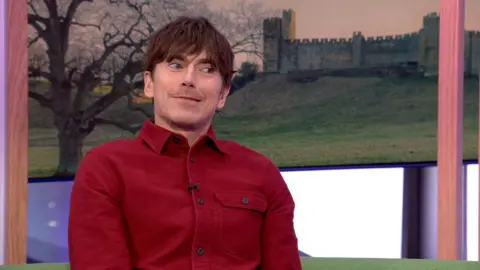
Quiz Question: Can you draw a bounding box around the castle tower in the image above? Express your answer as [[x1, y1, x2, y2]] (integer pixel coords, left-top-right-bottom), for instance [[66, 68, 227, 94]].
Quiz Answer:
[[352, 31, 365, 67], [262, 17, 283, 72], [465, 31, 473, 75], [419, 12, 440, 75], [282, 9, 296, 40], [469, 31, 480, 75]]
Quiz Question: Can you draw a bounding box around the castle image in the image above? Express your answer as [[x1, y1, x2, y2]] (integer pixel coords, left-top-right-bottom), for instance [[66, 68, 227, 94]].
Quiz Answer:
[[263, 10, 480, 76]]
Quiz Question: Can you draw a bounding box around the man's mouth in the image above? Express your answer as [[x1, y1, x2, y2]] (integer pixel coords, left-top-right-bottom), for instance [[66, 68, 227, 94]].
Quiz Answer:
[[175, 96, 201, 102]]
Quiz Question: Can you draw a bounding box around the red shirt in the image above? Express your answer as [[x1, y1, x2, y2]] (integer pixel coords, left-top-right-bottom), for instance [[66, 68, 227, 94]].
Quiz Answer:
[[68, 120, 301, 270]]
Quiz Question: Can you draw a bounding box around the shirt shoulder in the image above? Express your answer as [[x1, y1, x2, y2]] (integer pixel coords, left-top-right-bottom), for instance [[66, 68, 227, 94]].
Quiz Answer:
[[77, 137, 148, 186], [80, 137, 149, 173], [216, 139, 277, 171], [86, 137, 144, 159]]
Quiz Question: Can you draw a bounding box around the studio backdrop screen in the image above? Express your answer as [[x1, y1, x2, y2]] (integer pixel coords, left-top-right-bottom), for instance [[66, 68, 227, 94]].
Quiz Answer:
[[27, 0, 480, 177]]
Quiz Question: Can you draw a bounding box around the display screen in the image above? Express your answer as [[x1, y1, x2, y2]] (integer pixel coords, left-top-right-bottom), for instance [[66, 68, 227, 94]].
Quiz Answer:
[[27, 0, 480, 177]]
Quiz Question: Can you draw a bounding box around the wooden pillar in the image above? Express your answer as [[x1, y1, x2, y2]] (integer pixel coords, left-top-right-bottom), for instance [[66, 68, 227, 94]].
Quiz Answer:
[[0, 0, 28, 265], [437, 0, 465, 260]]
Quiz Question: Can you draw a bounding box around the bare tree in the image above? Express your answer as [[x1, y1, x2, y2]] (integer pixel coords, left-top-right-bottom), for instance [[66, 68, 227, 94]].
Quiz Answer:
[[28, 0, 274, 176]]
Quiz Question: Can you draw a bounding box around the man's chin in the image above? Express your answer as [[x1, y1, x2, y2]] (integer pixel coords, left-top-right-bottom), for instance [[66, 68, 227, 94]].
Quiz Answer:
[[169, 116, 207, 131]]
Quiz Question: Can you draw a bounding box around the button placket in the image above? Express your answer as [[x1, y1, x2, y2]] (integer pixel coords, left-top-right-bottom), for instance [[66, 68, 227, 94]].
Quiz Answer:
[[187, 148, 209, 263]]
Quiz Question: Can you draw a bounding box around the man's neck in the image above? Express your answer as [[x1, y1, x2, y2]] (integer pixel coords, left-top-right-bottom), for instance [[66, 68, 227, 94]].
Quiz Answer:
[[154, 116, 210, 146]]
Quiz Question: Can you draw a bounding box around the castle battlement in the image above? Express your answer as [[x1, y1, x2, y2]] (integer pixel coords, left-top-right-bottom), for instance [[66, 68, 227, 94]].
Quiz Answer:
[[263, 17, 282, 29], [263, 17, 282, 23], [287, 37, 353, 44], [363, 32, 419, 43], [403, 32, 419, 37], [262, 9, 480, 76], [470, 31, 480, 37]]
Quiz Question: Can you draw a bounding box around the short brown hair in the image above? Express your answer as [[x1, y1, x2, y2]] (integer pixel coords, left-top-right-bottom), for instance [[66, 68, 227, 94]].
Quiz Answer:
[[144, 16, 235, 85]]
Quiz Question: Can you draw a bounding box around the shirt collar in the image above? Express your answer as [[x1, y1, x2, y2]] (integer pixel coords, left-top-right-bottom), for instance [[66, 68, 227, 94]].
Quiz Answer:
[[138, 119, 226, 155]]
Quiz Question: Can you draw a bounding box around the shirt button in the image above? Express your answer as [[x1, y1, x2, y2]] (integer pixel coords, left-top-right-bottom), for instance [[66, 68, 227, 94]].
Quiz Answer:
[[197, 198, 204, 205], [189, 156, 195, 163], [197, 248, 204, 256], [242, 197, 249, 204]]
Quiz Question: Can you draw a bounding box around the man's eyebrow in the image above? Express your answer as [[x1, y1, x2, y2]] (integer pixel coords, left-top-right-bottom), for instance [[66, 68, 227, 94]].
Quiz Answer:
[[196, 58, 216, 66], [166, 54, 186, 61], [165, 55, 216, 67]]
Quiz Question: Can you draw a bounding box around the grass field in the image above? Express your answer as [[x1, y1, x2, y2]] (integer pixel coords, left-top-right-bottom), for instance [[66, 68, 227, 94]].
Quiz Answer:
[[28, 74, 480, 177], [212, 74, 479, 166]]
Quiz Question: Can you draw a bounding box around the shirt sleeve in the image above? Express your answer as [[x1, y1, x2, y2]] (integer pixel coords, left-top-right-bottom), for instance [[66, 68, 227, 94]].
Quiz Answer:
[[68, 149, 131, 270], [260, 161, 302, 270]]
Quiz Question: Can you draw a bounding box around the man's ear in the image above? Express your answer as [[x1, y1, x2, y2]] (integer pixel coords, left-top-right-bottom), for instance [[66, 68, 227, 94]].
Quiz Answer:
[[144, 71, 154, 98], [216, 84, 230, 110]]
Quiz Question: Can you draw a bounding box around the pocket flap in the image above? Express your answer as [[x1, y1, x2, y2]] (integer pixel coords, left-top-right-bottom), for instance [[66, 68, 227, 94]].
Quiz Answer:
[[215, 192, 267, 213]]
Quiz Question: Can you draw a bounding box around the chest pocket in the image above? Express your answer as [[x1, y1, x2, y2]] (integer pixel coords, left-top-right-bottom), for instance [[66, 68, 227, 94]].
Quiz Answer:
[[215, 191, 267, 259]]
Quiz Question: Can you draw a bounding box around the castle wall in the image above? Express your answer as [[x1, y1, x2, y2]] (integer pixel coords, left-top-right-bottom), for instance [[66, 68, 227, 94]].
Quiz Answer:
[[262, 11, 479, 76], [279, 34, 420, 72], [363, 34, 419, 65], [465, 32, 472, 73], [470, 31, 480, 75], [281, 38, 353, 72]]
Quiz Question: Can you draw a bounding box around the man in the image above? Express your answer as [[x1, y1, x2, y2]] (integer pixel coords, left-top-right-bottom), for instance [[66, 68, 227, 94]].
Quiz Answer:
[[68, 16, 301, 270]]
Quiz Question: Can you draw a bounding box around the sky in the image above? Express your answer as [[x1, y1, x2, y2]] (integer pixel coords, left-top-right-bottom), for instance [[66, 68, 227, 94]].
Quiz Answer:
[[214, 0, 480, 39]]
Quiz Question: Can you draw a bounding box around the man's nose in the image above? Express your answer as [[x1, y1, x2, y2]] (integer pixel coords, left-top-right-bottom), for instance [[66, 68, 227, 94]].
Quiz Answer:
[[181, 67, 196, 88], [182, 80, 195, 88]]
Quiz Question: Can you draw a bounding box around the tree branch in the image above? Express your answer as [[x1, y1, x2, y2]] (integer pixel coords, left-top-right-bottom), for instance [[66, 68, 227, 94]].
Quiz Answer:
[[28, 14, 48, 36], [29, 66, 52, 80], [71, 19, 101, 29], [28, 35, 41, 47], [83, 1, 148, 75], [82, 58, 143, 121], [64, 0, 94, 29], [29, 90, 52, 109]]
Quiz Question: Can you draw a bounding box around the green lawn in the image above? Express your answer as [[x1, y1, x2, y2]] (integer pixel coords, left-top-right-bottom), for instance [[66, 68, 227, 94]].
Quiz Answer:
[[28, 74, 479, 177], [213, 74, 479, 166]]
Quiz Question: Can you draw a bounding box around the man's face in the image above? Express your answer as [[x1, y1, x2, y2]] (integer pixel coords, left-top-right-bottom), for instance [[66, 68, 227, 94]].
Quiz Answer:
[[144, 50, 230, 130]]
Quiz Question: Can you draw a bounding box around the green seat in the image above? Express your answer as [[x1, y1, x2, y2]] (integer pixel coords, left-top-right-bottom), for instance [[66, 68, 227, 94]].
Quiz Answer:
[[301, 258, 479, 269], [0, 258, 479, 269], [0, 264, 69, 270]]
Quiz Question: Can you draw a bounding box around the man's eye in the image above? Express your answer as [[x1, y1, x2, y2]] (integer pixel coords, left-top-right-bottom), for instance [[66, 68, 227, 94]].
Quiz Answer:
[[201, 67, 214, 73], [168, 63, 181, 69]]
